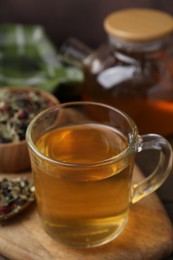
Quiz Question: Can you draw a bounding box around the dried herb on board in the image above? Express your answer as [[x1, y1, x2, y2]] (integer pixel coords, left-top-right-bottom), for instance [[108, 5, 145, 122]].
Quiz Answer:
[[0, 178, 35, 220], [0, 88, 55, 143]]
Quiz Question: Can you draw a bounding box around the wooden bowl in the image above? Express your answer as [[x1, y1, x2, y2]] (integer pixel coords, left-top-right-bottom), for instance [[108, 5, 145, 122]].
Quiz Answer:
[[0, 87, 59, 173]]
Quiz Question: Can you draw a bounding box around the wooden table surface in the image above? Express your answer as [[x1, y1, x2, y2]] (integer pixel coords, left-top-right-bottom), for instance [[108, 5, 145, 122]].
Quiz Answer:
[[0, 136, 173, 260]]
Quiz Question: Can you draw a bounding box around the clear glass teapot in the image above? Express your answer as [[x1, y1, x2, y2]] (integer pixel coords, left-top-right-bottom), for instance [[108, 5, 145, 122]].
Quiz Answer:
[[60, 9, 173, 136]]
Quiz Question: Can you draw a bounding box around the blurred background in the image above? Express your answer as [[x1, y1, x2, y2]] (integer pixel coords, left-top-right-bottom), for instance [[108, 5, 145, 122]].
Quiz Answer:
[[0, 0, 173, 48]]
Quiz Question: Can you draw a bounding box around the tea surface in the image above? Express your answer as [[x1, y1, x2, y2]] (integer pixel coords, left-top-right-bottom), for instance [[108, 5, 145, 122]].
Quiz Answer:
[[34, 123, 134, 247]]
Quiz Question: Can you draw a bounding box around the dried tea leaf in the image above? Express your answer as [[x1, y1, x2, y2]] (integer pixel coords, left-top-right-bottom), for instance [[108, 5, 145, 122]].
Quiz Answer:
[[0, 89, 55, 143]]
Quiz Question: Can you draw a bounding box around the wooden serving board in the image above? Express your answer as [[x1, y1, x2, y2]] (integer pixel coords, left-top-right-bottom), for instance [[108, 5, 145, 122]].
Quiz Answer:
[[0, 166, 173, 260]]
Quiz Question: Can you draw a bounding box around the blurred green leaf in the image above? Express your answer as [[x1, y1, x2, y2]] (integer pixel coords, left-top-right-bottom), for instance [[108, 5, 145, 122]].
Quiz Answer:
[[0, 24, 83, 92]]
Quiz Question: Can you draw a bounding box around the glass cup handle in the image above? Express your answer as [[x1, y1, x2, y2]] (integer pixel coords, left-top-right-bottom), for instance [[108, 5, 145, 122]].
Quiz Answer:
[[132, 134, 173, 204]]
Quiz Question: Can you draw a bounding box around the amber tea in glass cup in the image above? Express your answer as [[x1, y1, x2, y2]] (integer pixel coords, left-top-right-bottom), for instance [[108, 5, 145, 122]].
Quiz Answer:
[[26, 101, 172, 248]]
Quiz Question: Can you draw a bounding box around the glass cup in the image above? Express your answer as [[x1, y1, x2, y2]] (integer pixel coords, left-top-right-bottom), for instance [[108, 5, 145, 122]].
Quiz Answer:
[[26, 101, 172, 248]]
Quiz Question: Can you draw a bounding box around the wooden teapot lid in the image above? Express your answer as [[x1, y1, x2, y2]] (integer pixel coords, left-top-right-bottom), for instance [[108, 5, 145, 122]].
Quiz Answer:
[[104, 8, 173, 42]]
